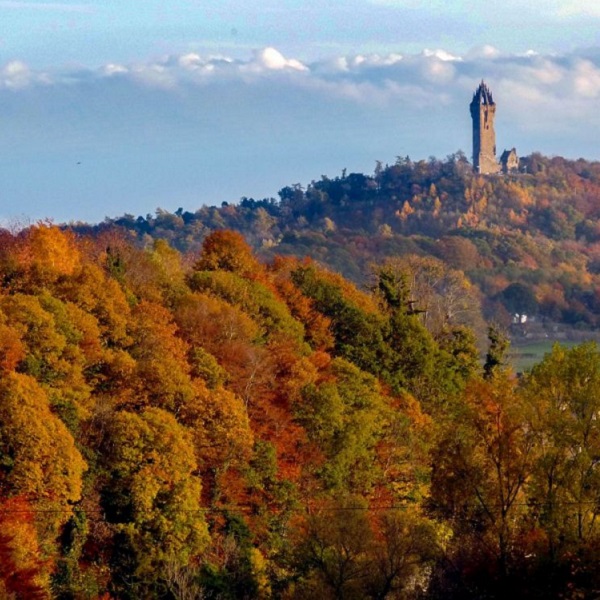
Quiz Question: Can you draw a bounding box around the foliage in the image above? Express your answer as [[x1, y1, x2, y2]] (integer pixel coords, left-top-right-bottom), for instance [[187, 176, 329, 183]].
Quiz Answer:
[[0, 496, 51, 598], [1, 222, 600, 598], [0, 372, 87, 558], [188, 269, 305, 342], [294, 358, 388, 493], [102, 408, 209, 581], [523, 343, 600, 547], [292, 499, 440, 600], [82, 152, 600, 333]]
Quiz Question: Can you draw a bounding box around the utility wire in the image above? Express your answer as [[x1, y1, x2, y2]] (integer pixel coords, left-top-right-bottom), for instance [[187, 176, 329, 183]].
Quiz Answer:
[[1, 499, 600, 515]]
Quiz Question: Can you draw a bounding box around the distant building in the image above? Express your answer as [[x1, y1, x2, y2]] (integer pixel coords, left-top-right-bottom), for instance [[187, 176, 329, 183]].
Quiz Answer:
[[470, 81, 501, 175], [469, 81, 519, 176], [500, 148, 519, 173]]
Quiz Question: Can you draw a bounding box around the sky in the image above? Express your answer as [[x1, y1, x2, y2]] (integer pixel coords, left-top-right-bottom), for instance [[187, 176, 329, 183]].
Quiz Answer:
[[2, 1, 600, 223]]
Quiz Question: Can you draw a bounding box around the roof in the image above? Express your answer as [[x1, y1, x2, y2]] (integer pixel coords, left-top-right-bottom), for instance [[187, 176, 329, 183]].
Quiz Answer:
[[471, 80, 495, 106]]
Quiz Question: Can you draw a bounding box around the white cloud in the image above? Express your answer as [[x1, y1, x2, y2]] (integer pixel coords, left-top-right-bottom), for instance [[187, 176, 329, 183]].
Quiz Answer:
[[352, 53, 403, 67], [176, 53, 233, 72], [249, 47, 308, 72], [5, 45, 600, 121], [312, 53, 403, 75], [0, 60, 46, 89], [572, 59, 600, 97], [102, 63, 128, 76], [420, 58, 456, 84], [178, 53, 203, 70], [422, 49, 462, 62]]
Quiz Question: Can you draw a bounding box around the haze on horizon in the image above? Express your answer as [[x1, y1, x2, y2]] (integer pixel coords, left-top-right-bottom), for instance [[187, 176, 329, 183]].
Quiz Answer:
[[1, 0, 600, 223]]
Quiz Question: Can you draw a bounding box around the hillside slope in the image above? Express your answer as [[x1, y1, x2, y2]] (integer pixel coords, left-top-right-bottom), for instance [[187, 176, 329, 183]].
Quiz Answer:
[[78, 152, 600, 342], [0, 225, 599, 598]]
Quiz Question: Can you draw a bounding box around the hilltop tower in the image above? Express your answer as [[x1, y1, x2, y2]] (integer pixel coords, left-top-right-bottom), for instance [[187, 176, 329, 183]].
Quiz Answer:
[[470, 81, 500, 174]]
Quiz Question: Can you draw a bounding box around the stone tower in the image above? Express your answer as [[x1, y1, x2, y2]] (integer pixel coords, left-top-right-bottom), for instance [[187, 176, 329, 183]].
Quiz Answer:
[[470, 81, 500, 174]]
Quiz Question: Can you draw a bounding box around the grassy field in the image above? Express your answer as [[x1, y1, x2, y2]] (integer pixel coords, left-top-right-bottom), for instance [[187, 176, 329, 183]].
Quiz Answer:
[[508, 340, 580, 373]]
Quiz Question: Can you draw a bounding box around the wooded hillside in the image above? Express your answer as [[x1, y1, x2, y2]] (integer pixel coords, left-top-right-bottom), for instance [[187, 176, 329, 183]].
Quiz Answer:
[[81, 152, 600, 340], [1, 224, 600, 598]]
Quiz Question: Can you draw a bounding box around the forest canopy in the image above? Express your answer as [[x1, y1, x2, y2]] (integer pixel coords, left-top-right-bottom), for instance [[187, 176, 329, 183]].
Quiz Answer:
[[79, 152, 600, 340], [0, 223, 600, 598]]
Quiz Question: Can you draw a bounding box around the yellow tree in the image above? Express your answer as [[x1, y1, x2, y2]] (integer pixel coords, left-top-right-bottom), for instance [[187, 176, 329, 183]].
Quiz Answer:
[[102, 408, 209, 584], [194, 230, 263, 279], [128, 300, 195, 413], [0, 294, 96, 425], [25, 224, 80, 281], [0, 372, 87, 559], [56, 263, 132, 348], [177, 379, 254, 493]]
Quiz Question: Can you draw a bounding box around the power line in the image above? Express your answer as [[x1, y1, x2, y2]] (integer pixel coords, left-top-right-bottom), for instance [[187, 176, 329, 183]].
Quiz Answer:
[[1, 499, 600, 516]]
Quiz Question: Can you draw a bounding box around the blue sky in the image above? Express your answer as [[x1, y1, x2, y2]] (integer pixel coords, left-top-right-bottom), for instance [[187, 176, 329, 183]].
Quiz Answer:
[[1, 1, 600, 223]]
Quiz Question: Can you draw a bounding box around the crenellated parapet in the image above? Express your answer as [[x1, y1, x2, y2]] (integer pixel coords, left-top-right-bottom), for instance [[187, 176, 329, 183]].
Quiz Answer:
[[470, 80, 495, 111]]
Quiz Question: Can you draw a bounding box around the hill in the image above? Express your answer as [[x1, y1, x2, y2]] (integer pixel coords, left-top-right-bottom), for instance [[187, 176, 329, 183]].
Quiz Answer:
[[75, 152, 600, 348]]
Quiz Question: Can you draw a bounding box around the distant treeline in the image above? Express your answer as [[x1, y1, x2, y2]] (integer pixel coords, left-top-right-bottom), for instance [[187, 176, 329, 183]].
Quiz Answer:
[[75, 152, 600, 332]]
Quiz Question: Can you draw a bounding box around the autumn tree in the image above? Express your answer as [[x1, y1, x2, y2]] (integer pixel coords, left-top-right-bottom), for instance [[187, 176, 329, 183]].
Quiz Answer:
[[293, 501, 439, 600], [522, 343, 600, 563], [293, 498, 374, 600], [294, 358, 388, 494], [12, 224, 81, 290], [187, 269, 304, 342], [173, 291, 269, 409], [56, 262, 132, 348], [194, 230, 263, 279], [375, 255, 484, 339], [177, 379, 254, 490], [0, 496, 51, 599], [291, 262, 389, 379], [429, 375, 536, 597], [0, 372, 86, 560], [127, 300, 195, 413], [102, 408, 209, 594]]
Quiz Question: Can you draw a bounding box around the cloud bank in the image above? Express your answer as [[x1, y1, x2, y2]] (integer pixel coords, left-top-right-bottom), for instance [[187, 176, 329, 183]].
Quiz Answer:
[[3, 46, 600, 115], [2, 45, 600, 223]]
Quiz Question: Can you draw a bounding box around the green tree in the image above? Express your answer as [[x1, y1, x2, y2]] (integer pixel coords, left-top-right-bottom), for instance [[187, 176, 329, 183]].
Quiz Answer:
[[294, 358, 387, 493], [102, 408, 209, 591], [523, 343, 600, 546], [291, 263, 389, 380], [483, 325, 509, 379]]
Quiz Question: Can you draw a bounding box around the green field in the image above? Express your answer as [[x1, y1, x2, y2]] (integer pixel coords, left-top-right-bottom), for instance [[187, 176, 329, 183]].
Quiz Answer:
[[508, 340, 580, 372]]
